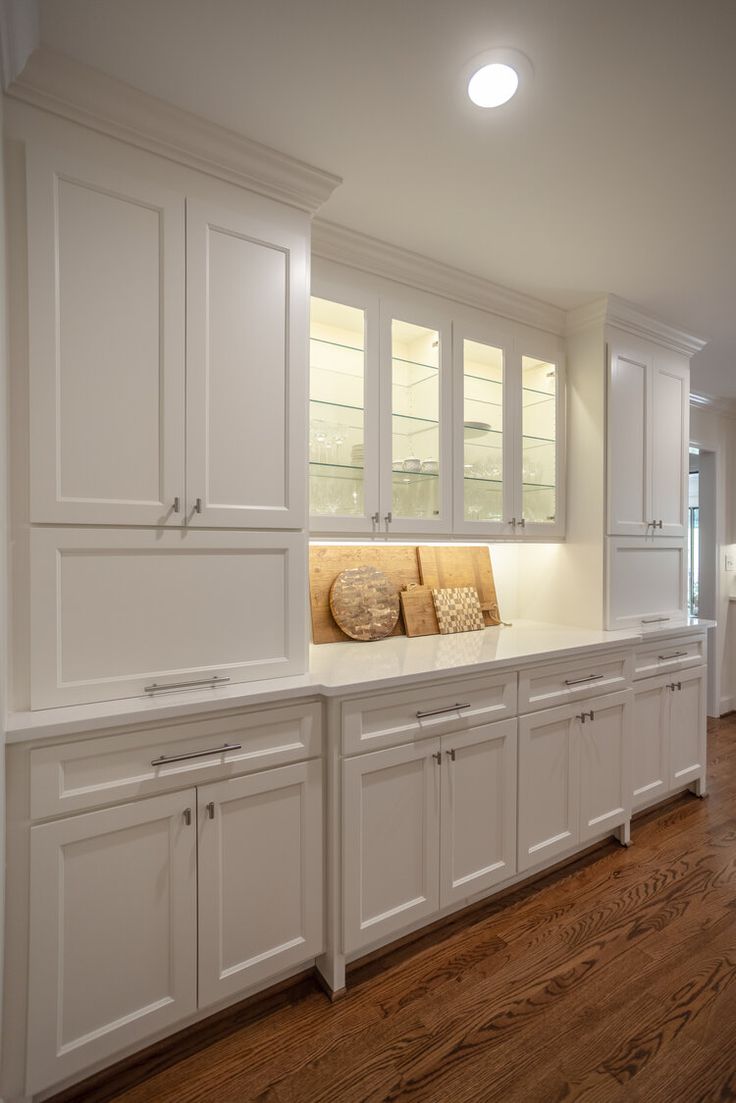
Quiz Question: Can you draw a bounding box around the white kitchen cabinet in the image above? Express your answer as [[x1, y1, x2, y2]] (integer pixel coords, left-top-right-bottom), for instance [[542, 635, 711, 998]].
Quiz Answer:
[[26, 144, 186, 526], [606, 537, 687, 630], [26, 145, 309, 530], [518, 690, 631, 871], [607, 340, 688, 538], [26, 790, 198, 1095], [632, 666, 706, 810], [186, 198, 308, 529], [440, 720, 517, 907], [30, 526, 308, 707], [197, 760, 323, 1007], [342, 739, 441, 953]]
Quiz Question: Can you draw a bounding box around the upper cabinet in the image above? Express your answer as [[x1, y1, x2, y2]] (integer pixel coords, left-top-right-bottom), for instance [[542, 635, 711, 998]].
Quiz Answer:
[[27, 146, 308, 529], [607, 338, 688, 539], [309, 268, 565, 539]]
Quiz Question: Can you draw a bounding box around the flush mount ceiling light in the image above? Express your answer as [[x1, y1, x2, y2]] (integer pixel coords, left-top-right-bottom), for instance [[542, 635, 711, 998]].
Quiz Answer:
[[465, 47, 533, 109]]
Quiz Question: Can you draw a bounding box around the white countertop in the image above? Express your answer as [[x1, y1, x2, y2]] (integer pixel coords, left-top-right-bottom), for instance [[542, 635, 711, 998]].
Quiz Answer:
[[4, 617, 715, 744]]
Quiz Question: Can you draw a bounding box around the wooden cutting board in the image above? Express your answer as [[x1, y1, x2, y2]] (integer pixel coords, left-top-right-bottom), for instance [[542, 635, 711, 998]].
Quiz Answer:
[[417, 545, 501, 626], [310, 545, 421, 643], [329, 567, 400, 641], [400, 586, 439, 637]]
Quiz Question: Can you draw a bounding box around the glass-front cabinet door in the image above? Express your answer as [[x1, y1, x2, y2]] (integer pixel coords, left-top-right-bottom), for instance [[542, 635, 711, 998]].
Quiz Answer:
[[518, 342, 564, 537], [453, 324, 512, 535], [309, 288, 380, 533], [380, 303, 452, 534]]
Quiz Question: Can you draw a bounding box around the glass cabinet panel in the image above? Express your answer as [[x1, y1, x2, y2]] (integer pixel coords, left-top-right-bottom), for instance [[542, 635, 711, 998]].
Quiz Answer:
[[309, 297, 366, 518], [462, 339, 504, 523], [391, 319, 440, 521], [522, 355, 557, 525]]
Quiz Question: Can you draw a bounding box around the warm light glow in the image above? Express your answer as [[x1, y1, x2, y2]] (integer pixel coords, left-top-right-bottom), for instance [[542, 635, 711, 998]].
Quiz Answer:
[[467, 63, 519, 108]]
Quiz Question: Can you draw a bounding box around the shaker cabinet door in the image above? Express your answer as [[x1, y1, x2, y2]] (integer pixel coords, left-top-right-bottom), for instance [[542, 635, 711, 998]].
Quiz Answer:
[[651, 358, 688, 538], [518, 705, 579, 872], [186, 197, 308, 528], [27, 144, 186, 526], [669, 666, 707, 789], [26, 791, 197, 1095], [578, 690, 631, 843], [632, 677, 670, 811], [607, 343, 651, 536]]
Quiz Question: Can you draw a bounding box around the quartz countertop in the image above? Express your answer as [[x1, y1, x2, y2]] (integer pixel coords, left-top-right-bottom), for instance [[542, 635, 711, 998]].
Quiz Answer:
[[4, 617, 715, 744]]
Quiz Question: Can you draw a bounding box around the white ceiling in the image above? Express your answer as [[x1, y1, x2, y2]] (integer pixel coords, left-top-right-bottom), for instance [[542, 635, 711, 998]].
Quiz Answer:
[[39, 0, 736, 396]]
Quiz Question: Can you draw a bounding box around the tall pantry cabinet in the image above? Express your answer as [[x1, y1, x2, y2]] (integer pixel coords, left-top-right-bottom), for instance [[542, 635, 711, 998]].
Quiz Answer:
[[10, 103, 340, 708]]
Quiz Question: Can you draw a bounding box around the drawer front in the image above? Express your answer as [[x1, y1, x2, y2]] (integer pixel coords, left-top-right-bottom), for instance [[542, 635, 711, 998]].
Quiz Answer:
[[633, 634, 706, 680], [341, 673, 517, 756], [518, 650, 633, 715], [30, 702, 322, 819]]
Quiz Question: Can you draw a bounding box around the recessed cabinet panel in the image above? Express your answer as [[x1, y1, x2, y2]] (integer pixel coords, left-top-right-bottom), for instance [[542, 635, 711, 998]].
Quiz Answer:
[[30, 527, 307, 707], [26, 790, 197, 1094], [578, 692, 631, 843], [27, 145, 185, 525], [669, 667, 706, 787], [187, 198, 307, 528], [197, 761, 323, 1007], [651, 361, 688, 537], [343, 741, 440, 953], [518, 707, 579, 872], [606, 537, 686, 629], [608, 347, 650, 536], [632, 678, 670, 810]]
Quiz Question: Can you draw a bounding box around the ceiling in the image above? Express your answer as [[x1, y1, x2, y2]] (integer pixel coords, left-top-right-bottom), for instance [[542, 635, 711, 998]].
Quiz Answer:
[[38, 0, 736, 396]]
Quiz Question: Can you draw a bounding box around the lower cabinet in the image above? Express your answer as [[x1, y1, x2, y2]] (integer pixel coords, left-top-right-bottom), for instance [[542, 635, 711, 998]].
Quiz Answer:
[[27, 763, 323, 1095], [633, 665, 706, 810], [518, 690, 632, 873], [342, 719, 517, 954]]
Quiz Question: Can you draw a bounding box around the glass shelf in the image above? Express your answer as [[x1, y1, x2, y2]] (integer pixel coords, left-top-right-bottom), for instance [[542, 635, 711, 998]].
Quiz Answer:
[[391, 467, 439, 480], [310, 462, 364, 481], [392, 411, 440, 430], [463, 475, 503, 487], [311, 335, 363, 355], [523, 434, 556, 448]]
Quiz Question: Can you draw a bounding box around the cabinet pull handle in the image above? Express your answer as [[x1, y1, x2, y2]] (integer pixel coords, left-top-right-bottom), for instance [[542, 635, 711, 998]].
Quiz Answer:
[[384, 511, 392, 531], [151, 742, 242, 767], [564, 673, 605, 687], [145, 675, 231, 695], [371, 511, 380, 531], [416, 702, 471, 720], [183, 808, 192, 826], [194, 497, 203, 514], [641, 616, 671, 624], [576, 711, 595, 723], [446, 748, 456, 762], [173, 496, 181, 513], [206, 801, 215, 819], [432, 751, 442, 765], [658, 650, 688, 661], [509, 518, 517, 527], [517, 518, 526, 528], [676, 682, 682, 691]]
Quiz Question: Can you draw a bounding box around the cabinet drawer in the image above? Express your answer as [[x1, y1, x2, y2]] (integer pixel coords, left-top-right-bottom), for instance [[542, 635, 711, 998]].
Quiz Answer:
[[518, 650, 632, 715], [633, 635, 705, 680], [341, 672, 517, 755], [30, 702, 322, 819]]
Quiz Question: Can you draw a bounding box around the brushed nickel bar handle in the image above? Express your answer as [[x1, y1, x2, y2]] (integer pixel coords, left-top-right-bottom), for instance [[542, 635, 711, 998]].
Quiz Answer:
[[416, 702, 471, 720], [194, 497, 203, 514], [173, 496, 181, 513], [144, 675, 230, 694], [564, 674, 605, 687], [658, 650, 688, 661], [641, 616, 671, 624], [151, 742, 241, 767]]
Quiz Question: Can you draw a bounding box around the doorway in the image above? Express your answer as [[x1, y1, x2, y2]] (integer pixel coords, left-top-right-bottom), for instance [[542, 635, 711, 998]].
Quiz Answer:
[[689, 445, 718, 715]]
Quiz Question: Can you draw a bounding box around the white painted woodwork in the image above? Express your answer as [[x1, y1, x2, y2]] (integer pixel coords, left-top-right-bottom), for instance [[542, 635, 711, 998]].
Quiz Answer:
[[517, 332, 567, 540], [29, 702, 322, 818], [518, 704, 580, 872], [342, 739, 441, 953], [341, 672, 517, 755], [651, 359, 688, 537], [518, 649, 632, 714], [26, 790, 197, 1094], [633, 634, 706, 680], [632, 676, 670, 811], [578, 690, 631, 843], [669, 666, 707, 788], [606, 537, 686, 629], [26, 144, 186, 525], [607, 344, 651, 536], [30, 527, 307, 707], [197, 760, 323, 1007], [439, 720, 517, 907], [186, 197, 307, 528]]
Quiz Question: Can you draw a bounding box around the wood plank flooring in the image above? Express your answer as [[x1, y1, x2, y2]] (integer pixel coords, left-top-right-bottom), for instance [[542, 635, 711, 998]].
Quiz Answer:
[[53, 714, 736, 1103]]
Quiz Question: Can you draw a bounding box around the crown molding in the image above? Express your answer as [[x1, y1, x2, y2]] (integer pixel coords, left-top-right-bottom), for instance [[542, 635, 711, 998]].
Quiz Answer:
[[0, 0, 38, 91], [311, 219, 566, 335], [6, 47, 342, 214], [566, 293, 707, 357], [690, 391, 736, 418]]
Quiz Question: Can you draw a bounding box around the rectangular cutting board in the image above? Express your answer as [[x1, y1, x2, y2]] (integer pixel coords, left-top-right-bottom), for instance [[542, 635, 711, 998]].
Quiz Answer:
[[309, 545, 420, 644], [417, 545, 501, 626]]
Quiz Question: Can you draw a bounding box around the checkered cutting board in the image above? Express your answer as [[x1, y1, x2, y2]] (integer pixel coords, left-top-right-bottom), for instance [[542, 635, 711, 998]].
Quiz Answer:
[[431, 586, 485, 634]]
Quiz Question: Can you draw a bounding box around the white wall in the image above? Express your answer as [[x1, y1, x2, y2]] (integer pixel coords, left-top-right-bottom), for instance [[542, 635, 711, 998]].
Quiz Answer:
[[690, 401, 736, 714]]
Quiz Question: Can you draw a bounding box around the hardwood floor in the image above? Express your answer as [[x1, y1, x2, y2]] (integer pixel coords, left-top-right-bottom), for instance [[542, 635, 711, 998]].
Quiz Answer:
[[53, 714, 736, 1103]]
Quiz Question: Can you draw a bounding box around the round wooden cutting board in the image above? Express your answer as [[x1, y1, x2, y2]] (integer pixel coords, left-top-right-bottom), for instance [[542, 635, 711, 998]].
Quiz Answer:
[[329, 566, 400, 641]]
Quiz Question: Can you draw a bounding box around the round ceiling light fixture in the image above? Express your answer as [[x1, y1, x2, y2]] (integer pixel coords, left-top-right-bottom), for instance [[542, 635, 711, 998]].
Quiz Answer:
[[465, 48, 533, 110]]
